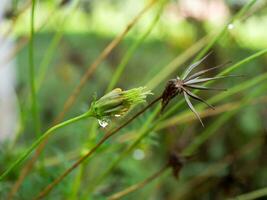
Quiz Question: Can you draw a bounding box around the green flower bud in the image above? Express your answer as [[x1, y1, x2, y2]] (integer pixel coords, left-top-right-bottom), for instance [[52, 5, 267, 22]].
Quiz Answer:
[[90, 87, 152, 124]]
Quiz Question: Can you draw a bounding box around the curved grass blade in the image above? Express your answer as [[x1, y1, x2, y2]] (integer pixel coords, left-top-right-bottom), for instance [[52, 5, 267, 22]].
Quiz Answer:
[[185, 85, 227, 91]]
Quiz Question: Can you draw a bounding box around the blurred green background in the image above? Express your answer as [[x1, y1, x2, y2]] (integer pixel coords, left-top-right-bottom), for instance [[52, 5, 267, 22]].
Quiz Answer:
[[1, 0, 267, 199]]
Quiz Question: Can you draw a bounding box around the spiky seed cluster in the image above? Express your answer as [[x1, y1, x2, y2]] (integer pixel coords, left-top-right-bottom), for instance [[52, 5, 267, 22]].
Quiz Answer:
[[161, 53, 236, 127], [90, 87, 152, 121]]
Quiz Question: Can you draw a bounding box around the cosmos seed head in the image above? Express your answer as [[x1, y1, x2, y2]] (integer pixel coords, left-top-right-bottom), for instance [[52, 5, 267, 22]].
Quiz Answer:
[[161, 53, 235, 127]]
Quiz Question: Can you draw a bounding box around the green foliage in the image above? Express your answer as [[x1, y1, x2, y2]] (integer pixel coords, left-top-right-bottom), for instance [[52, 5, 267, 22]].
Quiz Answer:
[[1, 0, 267, 199]]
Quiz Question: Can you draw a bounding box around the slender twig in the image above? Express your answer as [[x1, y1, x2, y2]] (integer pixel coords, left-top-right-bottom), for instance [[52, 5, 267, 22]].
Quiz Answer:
[[108, 165, 168, 200], [34, 96, 161, 200]]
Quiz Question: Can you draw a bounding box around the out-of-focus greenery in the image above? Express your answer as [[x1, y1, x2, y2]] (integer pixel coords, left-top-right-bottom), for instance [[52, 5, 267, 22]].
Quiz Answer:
[[1, 0, 267, 199]]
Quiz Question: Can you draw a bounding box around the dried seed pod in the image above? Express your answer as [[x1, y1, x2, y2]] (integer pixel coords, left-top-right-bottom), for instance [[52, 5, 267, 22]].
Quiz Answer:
[[160, 53, 235, 127], [161, 79, 180, 111]]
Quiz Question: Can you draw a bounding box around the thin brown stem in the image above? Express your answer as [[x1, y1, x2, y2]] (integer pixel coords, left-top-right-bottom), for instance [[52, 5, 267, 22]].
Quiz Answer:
[[108, 165, 168, 200], [34, 96, 161, 200]]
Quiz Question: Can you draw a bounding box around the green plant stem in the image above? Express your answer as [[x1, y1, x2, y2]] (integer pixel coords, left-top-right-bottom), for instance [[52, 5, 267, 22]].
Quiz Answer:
[[36, 0, 81, 90], [36, 30, 63, 90], [29, 0, 40, 137], [34, 96, 161, 200], [68, 165, 84, 200], [220, 48, 267, 76], [0, 111, 92, 181], [228, 187, 267, 200], [10, 29, 64, 151], [6, 3, 82, 199]]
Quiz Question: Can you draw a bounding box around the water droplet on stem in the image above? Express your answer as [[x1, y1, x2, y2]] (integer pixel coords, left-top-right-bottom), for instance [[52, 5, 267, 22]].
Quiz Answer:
[[133, 149, 145, 160], [228, 23, 234, 30], [98, 119, 108, 128]]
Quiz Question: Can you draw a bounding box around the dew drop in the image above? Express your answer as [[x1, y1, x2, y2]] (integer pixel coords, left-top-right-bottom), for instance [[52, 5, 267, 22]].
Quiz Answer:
[[98, 119, 108, 128], [133, 149, 145, 160], [228, 23, 234, 30]]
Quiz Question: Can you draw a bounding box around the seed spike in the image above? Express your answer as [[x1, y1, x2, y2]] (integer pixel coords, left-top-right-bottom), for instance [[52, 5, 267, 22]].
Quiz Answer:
[[183, 87, 215, 110], [185, 84, 227, 91], [185, 61, 232, 81], [182, 52, 212, 80], [185, 75, 242, 85], [183, 91, 204, 127], [160, 55, 239, 128]]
